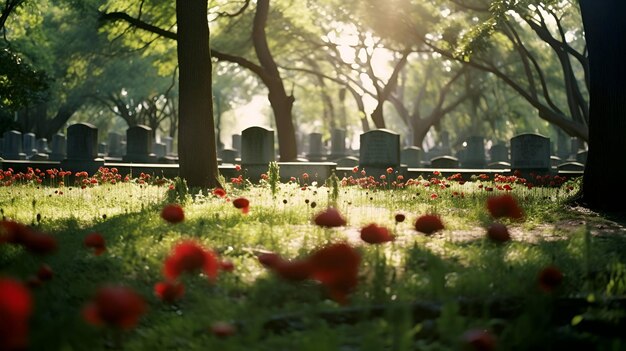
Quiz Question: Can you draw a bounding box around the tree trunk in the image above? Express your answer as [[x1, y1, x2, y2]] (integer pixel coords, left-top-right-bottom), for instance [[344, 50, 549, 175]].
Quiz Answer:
[[579, 0, 626, 212], [370, 103, 386, 129], [411, 117, 432, 149], [176, 0, 219, 188]]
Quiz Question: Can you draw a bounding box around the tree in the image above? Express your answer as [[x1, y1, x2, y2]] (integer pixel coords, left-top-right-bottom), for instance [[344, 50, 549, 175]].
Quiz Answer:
[[578, 0, 626, 212]]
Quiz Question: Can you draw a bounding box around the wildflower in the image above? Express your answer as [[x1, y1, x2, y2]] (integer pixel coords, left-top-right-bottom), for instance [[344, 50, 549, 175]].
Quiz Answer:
[[352, 166, 359, 173], [395, 213, 406, 223], [414, 215, 444, 235], [84, 232, 106, 256], [163, 240, 219, 281], [233, 197, 250, 214], [0, 278, 32, 351], [302, 173, 309, 180], [213, 188, 226, 198], [486, 194, 524, 219], [211, 321, 236, 338], [154, 281, 185, 304], [538, 266, 563, 293], [360, 223, 394, 244], [22, 231, 58, 256], [313, 208, 347, 228], [380, 174, 386, 180], [37, 264, 54, 281], [273, 259, 313, 281], [386, 167, 393, 174], [258, 252, 282, 269], [309, 243, 360, 305], [83, 285, 146, 330], [461, 329, 496, 351], [234, 164, 241, 172], [219, 260, 235, 272], [486, 223, 511, 243], [430, 193, 438, 200], [161, 204, 185, 223]]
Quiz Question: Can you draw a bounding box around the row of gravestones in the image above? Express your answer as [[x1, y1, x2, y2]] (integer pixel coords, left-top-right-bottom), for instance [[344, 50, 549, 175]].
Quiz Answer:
[[239, 127, 572, 176], [0, 125, 178, 164]]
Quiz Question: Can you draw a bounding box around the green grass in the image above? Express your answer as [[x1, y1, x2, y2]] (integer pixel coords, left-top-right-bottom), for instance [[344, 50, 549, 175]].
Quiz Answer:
[[1, 176, 626, 350]]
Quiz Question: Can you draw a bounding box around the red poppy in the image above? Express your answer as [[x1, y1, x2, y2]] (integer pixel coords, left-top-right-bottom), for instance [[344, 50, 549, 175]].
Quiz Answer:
[[37, 264, 54, 281], [211, 321, 236, 337], [394, 213, 406, 223], [161, 204, 185, 223], [309, 243, 360, 304], [461, 329, 496, 351], [219, 260, 235, 272], [213, 188, 226, 198], [233, 197, 250, 214], [154, 281, 185, 304], [0, 220, 32, 245], [83, 285, 146, 330], [486, 194, 523, 219], [84, 232, 106, 256], [258, 252, 282, 269], [414, 215, 444, 235], [313, 208, 347, 228], [538, 265, 563, 293], [163, 241, 219, 281], [0, 278, 32, 351], [273, 259, 313, 282], [21, 231, 58, 256], [486, 223, 511, 243], [360, 223, 394, 244]]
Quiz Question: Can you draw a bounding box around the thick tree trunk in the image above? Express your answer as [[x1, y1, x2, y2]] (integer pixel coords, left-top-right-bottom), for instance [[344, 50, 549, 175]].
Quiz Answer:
[[370, 104, 386, 129], [579, 0, 626, 212], [176, 0, 219, 188]]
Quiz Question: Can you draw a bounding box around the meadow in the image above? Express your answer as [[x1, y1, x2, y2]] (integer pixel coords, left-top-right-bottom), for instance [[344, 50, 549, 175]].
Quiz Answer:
[[1, 166, 625, 350]]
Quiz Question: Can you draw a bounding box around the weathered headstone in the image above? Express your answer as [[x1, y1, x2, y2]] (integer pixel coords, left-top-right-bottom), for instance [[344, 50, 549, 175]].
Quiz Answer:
[[107, 132, 124, 157], [61, 123, 104, 174], [440, 131, 451, 154], [359, 129, 401, 176], [401, 146, 423, 167], [510, 133, 551, 173], [123, 125, 157, 163], [49, 133, 66, 161], [23, 133, 37, 156], [98, 142, 108, 157], [462, 136, 486, 168], [220, 148, 238, 164], [556, 131, 570, 160], [154, 142, 167, 159], [1, 130, 26, 160], [162, 136, 175, 155], [576, 150, 588, 164], [430, 155, 459, 169], [336, 156, 359, 168], [489, 143, 509, 163], [330, 128, 347, 159], [307, 132, 326, 161], [231, 134, 241, 153], [36, 138, 51, 153], [558, 161, 585, 172], [241, 126, 275, 178]]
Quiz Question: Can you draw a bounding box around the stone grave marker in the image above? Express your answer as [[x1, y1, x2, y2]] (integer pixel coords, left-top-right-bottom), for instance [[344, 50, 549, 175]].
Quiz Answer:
[[36, 138, 51, 153], [510, 133, 551, 173], [307, 132, 326, 161], [231, 134, 241, 154], [330, 128, 347, 159], [108, 132, 124, 157], [61, 123, 104, 174], [359, 129, 401, 176], [220, 148, 238, 164], [23, 133, 37, 156], [577, 150, 588, 164], [462, 136, 486, 168], [49, 133, 66, 161], [123, 125, 156, 163], [401, 146, 423, 167], [336, 156, 359, 168], [430, 155, 459, 169], [241, 127, 275, 180], [1, 130, 26, 160], [489, 143, 509, 163]]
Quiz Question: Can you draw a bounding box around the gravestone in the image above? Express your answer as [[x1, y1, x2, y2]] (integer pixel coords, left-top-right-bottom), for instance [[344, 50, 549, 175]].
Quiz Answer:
[[220, 148, 238, 164], [241, 127, 275, 180], [550, 156, 561, 170], [558, 161, 585, 172], [510, 133, 551, 173], [123, 125, 156, 163], [440, 131, 451, 154], [98, 142, 108, 157], [556, 132, 570, 160], [430, 155, 459, 169], [23, 133, 37, 156], [330, 128, 347, 160], [359, 129, 401, 177], [569, 137, 582, 160], [231, 134, 241, 154], [401, 146, 423, 167], [462, 136, 486, 168], [576, 150, 588, 164], [1, 130, 26, 160], [489, 143, 509, 163], [154, 142, 167, 159], [307, 132, 326, 161], [61, 123, 104, 174], [108, 132, 124, 157], [36, 138, 51, 153], [336, 156, 359, 168], [162, 136, 175, 155], [49, 133, 66, 161]]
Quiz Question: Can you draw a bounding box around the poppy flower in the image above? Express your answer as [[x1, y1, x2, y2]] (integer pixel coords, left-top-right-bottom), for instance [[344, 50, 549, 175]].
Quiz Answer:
[[0, 220, 32, 245], [213, 188, 226, 198], [538, 265, 563, 293], [220, 260, 235, 272], [486, 223, 511, 243], [461, 328, 496, 351], [414, 215, 444, 235], [22, 231, 58, 256], [486, 194, 523, 219], [258, 252, 282, 269], [394, 213, 406, 223], [211, 321, 236, 337], [37, 264, 54, 281], [0, 278, 32, 351], [309, 243, 360, 304], [233, 197, 250, 214], [273, 259, 313, 282], [163, 241, 219, 281], [83, 285, 146, 330], [84, 232, 106, 256], [313, 208, 347, 228], [360, 223, 394, 244], [154, 281, 185, 304], [161, 204, 185, 223]]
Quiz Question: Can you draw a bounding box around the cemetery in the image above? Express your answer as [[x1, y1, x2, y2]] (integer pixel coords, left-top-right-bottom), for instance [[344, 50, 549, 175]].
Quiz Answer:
[[1, 1, 626, 351]]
